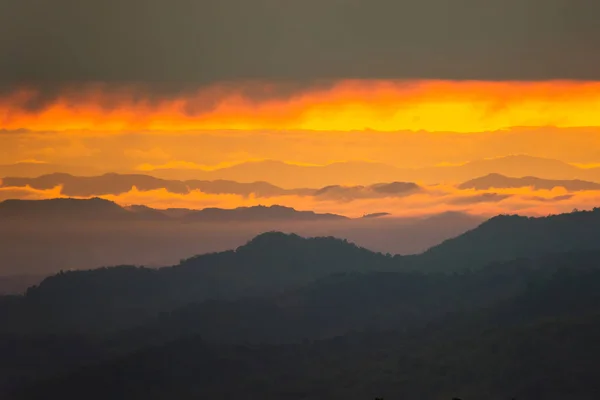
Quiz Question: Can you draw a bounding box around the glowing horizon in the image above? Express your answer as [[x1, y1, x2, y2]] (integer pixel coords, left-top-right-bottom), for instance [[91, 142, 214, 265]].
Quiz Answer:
[[3, 80, 600, 133]]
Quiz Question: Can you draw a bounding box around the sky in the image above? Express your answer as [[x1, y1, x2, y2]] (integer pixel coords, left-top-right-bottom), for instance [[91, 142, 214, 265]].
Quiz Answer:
[[2, 0, 600, 216]]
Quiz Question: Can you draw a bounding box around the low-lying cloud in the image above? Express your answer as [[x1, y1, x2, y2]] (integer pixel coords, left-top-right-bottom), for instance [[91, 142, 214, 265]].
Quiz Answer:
[[2, 182, 600, 218]]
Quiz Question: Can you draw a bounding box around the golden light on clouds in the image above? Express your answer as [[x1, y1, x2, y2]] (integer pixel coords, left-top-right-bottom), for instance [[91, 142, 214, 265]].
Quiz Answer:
[[3, 80, 600, 133], [2, 182, 599, 219]]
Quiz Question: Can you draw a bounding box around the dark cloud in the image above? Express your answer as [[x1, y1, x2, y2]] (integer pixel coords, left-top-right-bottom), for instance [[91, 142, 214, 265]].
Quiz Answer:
[[0, 0, 599, 93]]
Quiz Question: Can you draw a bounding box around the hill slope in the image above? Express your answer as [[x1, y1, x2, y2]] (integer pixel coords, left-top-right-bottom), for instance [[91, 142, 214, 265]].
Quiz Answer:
[[416, 207, 600, 271]]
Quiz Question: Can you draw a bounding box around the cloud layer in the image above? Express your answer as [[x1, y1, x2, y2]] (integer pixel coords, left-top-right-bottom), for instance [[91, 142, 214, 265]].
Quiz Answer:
[[1, 181, 598, 219], [3, 81, 600, 132]]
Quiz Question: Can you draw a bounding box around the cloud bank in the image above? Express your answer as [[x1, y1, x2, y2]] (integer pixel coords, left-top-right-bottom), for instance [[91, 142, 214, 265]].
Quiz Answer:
[[1, 182, 598, 219], [1, 0, 599, 86]]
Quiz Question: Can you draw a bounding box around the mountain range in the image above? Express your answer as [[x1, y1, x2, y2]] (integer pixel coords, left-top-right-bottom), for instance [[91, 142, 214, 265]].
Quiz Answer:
[[4, 207, 600, 334], [145, 155, 600, 186], [459, 173, 600, 191], [0, 198, 347, 222], [2, 207, 600, 398], [4, 155, 600, 188], [1, 173, 420, 200], [0, 198, 484, 277]]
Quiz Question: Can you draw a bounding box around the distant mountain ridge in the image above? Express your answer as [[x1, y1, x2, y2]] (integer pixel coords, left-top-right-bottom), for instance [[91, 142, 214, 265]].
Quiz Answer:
[[147, 155, 600, 186], [0, 172, 420, 199], [0, 198, 348, 222], [460, 173, 600, 191], [6, 155, 600, 189], [0, 173, 299, 197], [185, 205, 347, 222]]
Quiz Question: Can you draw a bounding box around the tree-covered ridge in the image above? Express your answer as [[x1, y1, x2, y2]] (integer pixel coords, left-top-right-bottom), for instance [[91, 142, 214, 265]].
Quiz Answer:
[[3, 208, 600, 398], [9, 256, 600, 399]]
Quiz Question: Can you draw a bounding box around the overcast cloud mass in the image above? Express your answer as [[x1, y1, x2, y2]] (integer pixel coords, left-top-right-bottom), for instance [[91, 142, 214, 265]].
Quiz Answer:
[[1, 0, 599, 94]]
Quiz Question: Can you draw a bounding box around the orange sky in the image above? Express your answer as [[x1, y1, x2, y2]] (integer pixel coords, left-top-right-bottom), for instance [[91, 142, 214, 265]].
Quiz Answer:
[[3, 79, 600, 215], [3, 80, 600, 133]]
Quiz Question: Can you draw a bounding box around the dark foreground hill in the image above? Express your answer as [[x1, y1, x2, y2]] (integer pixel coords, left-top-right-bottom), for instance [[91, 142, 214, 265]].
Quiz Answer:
[[416, 207, 600, 271], [0, 233, 392, 334], [3, 208, 600, 398], [6, 252, 600, 400]]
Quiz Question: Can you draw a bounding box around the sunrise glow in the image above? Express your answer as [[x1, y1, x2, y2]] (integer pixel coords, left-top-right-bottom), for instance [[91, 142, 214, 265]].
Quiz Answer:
[[3, 80, 600, 133]]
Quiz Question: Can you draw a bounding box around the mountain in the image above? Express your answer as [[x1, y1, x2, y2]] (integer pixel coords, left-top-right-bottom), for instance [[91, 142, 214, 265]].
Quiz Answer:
[[0, 233, 392, 334], [416, 207, 600, 271], [149, 160, 406, 187], [0, 198, 348, 224], [313, 182, 420, 200], [7, 251, 600, 399], [0, 173, 295, 197], [185, 179, 312, 197], [3, 209, 600, 399], [5, 156, 600, 197], [0, 198, 135, 221], [148, 155, 600, 185], [124, 205, 171, 220], [1, 172, 418, 199], [183, 205, 347, 222], [361, 212, 391, 218], [5, 204, 600, 335], [459, 173, 600, 191]]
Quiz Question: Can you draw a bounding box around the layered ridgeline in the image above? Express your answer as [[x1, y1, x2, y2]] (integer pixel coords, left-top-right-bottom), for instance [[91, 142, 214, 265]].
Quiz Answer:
[[0, 198, 484, 279], [459, 173, 600, 191], [2, 208, 600, 399], [3, 208, 600, 334], [0, 198, 348, 222], [0, 172, 421, 199], [4, 155, 600, 187], [10, 254, 600, 400]]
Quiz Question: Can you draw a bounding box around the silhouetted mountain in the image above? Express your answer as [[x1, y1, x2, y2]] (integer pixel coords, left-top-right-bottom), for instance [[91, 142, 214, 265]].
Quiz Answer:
[[0, 173, 316, 197], [0, 173, 189, 196], [451, 154, 581, 180], [361, 212, 391, 218], [417, 207, 600, 271], [124, 205, 171, 220], [5, 208, 600, 337], [0, 233, 391, 334], [185, 179, 312, 197], [313, 182, 420, 200], [0, 198, 134, 221], [9, 251, 600, 400], [148, 155, 600, 185], [1, 172, 426, 199], [184, 205, 347, 222], [160, 207, 213, 219], [371, 181, 420, 194], [0, 198, 351, 224], [5, 156, 600, 192], [459, 173, 600, 191], [425, 154, 595, 182], [149, 160, 406, 187]]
